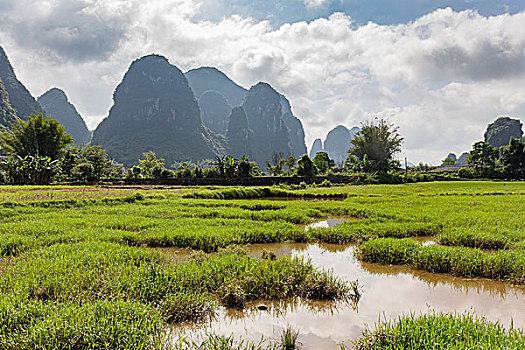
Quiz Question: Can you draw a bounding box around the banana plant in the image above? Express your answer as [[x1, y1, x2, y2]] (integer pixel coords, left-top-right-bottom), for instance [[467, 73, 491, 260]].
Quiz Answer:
[[0, 155, 60, 184]]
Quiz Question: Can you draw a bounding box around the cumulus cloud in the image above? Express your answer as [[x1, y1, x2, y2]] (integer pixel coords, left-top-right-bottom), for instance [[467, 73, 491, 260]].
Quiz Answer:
[[0, 1, 524, 164]]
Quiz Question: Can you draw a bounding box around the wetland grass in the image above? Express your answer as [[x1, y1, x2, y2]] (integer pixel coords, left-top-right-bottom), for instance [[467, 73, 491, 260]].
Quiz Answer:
[[358, 238, 525, 281], [0, 241, 357, 324], [279, 326, 300, 350], [0, 182, 523, 348], [0, 297, 163, 350], [351, 312, 525, 350]]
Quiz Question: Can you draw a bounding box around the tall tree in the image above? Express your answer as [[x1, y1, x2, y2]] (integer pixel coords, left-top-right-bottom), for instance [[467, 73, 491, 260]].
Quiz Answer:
[[499, 137, 525, 179], [313, 152, 334, 174], [295, 154, 317, 176], [347, 119, 403, 173], [0, 113, 73, 160], [85, 146, 115, 181], [468, 141, 499, 177], [138, 151, 166, 178], [237, 155, 253, 177]]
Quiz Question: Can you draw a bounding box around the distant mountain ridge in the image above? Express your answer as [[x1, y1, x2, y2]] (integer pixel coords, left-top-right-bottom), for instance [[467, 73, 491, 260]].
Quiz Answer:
[[241, 82, 292, 166], [38, 88, 91, 145], [198, 90, 232, 135], [484, 117, 523, 147], [310, 125, 361, 164], [187, 66, 308, 163], [0, 46, 42, 120], [0, 78, 17, 128], [0, 48, 312, 169], [92, 54, 216, 167], [185, 67, 247, 107]]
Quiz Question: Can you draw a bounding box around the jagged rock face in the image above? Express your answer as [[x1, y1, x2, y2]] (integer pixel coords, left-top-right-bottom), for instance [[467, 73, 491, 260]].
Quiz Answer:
[[242, 82, 292, 166], [458, 152, 469, 166], [199, 90, 232, 135], [186, 67, 247, 107], [92, 54, 215, 167], [484, 117, 523, 148], [38, 88, 91, 145], [186, 67, 307, 162], [324, 125, 360, 164], [226, 106, 253, 158], [0, 46, 42, 119], [310, 138, 323, 159], [0, 78, 17, 128], [280, 95, 307, 159]]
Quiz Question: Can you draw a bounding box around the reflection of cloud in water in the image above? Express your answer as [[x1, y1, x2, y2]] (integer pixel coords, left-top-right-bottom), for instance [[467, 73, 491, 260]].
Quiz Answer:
[[221, 298, 355, 323], [169, 243, 525, 349], [358, 258, 525, 299]]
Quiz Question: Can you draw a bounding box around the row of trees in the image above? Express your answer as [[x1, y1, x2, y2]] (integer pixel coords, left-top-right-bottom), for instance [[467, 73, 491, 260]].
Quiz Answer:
[[0, 113, 408, 184], [0, 113, 123, 184], [461, 138, 525, 179]]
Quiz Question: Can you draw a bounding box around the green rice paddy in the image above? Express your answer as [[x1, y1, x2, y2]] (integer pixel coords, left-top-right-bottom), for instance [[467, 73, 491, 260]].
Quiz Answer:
[[0, 181, 523, 348]]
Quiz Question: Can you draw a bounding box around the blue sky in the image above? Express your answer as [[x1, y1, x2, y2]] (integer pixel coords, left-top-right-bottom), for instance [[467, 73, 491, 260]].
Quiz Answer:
[[196, 0, 523, 26], [0, 0, 524, 163]]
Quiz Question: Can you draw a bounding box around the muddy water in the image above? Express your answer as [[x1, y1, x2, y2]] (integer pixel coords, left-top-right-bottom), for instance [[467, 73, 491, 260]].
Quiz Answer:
[[170, 243, 525, 349], [304, 217, 349, 230]]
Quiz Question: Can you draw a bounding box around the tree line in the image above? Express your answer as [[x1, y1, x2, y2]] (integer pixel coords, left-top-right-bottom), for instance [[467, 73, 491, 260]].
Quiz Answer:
[[0, 112, 471, 184], [457, 139, 525, 180]]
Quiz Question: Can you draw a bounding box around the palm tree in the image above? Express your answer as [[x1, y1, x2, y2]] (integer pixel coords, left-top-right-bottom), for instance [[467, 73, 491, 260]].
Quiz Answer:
[[214, 155, 225, 177], [224, 155, 237, 177]]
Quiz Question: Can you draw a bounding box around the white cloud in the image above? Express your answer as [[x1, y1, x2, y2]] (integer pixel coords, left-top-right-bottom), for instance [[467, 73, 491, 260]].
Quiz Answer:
[[302, 0, 332, 9], [1, 2, 524, 164]]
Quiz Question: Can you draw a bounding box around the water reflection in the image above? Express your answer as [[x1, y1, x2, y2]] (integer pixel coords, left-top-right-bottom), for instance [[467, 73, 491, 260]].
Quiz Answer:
[[168, 243, 525, 349], [305, 218, 348, 230]]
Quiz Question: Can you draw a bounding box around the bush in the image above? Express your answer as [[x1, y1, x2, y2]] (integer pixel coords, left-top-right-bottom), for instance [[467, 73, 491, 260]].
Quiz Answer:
[[458, 168, 474, 179]]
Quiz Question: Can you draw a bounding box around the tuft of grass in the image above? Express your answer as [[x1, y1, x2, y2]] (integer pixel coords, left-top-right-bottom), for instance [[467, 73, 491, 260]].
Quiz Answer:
[[351, 312, 525, 350], [358, 238, 525, 282], [437, 228, 523, 250], [280, 326, 300, 350], [183, 186, 346, 200], [0, 296, 163, 350]]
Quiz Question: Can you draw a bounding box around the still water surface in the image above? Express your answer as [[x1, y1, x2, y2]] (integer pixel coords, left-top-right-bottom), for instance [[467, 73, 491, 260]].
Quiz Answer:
[[166, 243, 525, 348]]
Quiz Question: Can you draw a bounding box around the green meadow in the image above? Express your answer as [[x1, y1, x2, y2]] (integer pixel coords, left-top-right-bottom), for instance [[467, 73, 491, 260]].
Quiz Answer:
[[0, 181, 523, 349]]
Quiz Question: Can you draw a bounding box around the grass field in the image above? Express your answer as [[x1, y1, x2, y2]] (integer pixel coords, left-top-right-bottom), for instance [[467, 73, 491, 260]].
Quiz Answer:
[[0, 181, 523, 348]]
